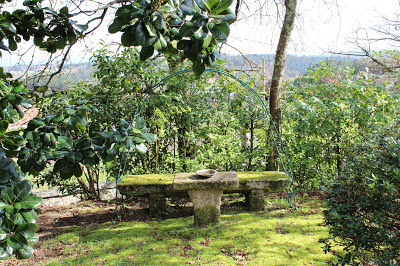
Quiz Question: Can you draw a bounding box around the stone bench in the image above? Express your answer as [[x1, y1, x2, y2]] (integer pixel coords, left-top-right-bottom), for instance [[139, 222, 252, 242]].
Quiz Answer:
[[118, 171, 289, 216]]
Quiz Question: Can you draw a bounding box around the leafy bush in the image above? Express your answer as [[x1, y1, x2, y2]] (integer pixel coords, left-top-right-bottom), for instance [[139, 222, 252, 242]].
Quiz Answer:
[[283, 62, 400, 190], [0, 149, 42, 260], [322, 124, 400, 265]]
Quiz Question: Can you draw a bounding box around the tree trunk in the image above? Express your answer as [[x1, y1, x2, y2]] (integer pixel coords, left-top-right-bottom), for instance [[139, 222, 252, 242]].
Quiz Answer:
[[267, 0, 297, 170]]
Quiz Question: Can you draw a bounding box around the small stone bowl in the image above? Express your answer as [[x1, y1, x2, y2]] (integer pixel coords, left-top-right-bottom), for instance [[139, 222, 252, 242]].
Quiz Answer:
[[196, 169, 217, 178]]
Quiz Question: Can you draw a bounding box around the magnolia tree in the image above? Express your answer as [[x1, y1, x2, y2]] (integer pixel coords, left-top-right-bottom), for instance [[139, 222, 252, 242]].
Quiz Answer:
[[0, 0, 237, 260]]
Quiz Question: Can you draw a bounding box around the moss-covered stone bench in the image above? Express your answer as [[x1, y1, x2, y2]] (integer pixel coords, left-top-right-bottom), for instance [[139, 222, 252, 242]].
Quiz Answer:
[[118, 171, 290, 218]]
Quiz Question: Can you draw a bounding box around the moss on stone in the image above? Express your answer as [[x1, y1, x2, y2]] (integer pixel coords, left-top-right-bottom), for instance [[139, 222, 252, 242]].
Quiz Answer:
[[119, 174, 174, 186], [194, 205, 220, 227], [237, 171, 288, 183]]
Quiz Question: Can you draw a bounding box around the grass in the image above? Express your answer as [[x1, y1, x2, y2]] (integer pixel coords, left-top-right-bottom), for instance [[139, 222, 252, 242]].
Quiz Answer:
[[38, 195, 336, 265]]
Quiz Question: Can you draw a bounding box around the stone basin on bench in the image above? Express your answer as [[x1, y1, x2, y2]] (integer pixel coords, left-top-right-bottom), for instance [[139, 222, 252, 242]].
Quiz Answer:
[[119, 171, 290, 219]]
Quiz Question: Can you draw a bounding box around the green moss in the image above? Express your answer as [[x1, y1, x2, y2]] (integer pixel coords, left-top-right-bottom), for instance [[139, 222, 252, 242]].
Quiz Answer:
[[194, 206, 220, 227], [39, 196, 338, 265], [119, 174, 174, 186], [237, 171, 289, 182]]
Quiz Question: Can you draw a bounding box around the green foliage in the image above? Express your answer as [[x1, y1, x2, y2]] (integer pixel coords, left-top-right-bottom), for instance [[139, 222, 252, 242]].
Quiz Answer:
[[283, 62, 400, 190], [0, 76, 42, 260], [108, 0, 236, 75], [322, 124, 400, 265], [0, 149, 42, 260], [0, 0, 85, 55], [33, 84, 156, 197]]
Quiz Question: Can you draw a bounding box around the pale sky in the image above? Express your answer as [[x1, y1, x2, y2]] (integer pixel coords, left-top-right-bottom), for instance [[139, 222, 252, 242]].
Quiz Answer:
[[225, 0, 400, 55], [0, 0, 399, 66]]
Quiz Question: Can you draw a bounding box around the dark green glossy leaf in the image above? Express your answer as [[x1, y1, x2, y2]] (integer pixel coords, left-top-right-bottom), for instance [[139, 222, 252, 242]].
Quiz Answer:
[[17, 194, 42, 209], [121, 31, 135, 46], [27, 118, 44, 131], [135, 143, 148, 154], [0, 245, 12, 260], [140, 46, 154, 61], [135, 23, 149, 46], [59, 6, 69, 16], [14, 180, 32, 201], [21, 210, 38, 223], [210, 21, 229, 41], [15, 245, 33, 259], [134, 137, 145, 144], [194, 0, 207, 11], [58, 136, 73, 149], [108, 17, 125, 33], [135, 117, 146, 129], [140, 132, 156, 142], [213, 0, 233, 14], [193, 59, 205, 76], [0, 186, 13, 203], [0, 228, 6, 241]]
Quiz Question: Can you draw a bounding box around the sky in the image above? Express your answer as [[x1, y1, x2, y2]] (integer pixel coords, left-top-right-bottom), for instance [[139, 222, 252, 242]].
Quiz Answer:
[[225, 0, 400, 55], [0, 0, 399, 67]]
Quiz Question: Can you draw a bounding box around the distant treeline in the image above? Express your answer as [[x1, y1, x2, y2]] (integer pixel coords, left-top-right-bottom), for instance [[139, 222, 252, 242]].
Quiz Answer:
[[5, 54, 363, 91], [221, 54, 358, 78], [5, 62, 96, 92]]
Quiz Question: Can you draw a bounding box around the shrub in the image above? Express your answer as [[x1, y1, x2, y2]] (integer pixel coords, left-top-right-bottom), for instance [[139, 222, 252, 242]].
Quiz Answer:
[[322, 124, 400, 265]]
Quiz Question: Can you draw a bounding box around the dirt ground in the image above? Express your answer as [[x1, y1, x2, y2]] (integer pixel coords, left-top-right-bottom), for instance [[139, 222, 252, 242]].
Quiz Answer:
[[3, 192, 313, 266], [3, 196, 244, 266]]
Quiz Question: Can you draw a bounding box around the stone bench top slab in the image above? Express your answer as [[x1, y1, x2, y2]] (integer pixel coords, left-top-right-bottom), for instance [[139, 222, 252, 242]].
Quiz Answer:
[[119, 174, 174, 186], [236, 171, 288, 182], [173, 171, 239, 191]]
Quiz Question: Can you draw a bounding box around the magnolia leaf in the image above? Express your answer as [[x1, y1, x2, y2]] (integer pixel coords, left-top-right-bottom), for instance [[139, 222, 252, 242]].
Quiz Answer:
[[193, 59, 205, 76], [27, 118, 44, 131], [210, 21, 229, 41], [13, 213, 24, 226], [16, 223, 37, 241], [21, 210, 38, 224], [135, 23, 149, 46], [109, 17, 125, 33], [58, 136, 73, 149], [140, 132, 157, 142], [15, 245, 33, 260], [0, 186, 14, 203], [0, 246, 12, 260], [213, 0, 233, 14], [121, 31, 135, 46], [0, 229, 6, 241], [140, 46, 154, 61], [16, 194, 42, 209], [134, 137, 145, 144], [135, 143, 148, 154], [135, 117, 146, 129], [14, 180, 32, 201]]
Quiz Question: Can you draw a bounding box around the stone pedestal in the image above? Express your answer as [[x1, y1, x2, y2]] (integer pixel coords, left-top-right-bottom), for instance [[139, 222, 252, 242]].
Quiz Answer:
[[148, 193, 167, 216], [173, 172, 239, 227], [247, 189, 265, 211]]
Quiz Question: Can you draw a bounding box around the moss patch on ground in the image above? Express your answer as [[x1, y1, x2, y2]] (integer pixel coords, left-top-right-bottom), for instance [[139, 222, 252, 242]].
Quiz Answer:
[[119, 174, 174, 186], [36, 195, 336, 265]]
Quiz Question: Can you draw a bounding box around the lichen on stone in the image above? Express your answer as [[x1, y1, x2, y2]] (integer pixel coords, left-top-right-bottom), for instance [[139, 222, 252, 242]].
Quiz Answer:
[[194, 205, 220, 227], [237, 171, 288, 183], [119, 174, 174, 186]]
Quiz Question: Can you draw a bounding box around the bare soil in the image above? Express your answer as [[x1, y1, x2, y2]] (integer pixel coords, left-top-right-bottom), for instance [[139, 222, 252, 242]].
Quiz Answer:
[[3, 192, 311, 265], [3, 196, 244, 266]]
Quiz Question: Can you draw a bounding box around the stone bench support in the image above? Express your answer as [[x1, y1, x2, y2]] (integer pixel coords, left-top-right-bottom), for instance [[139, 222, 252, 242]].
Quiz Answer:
[[118, 171, 290, 222], [173, 172, 238, 227]]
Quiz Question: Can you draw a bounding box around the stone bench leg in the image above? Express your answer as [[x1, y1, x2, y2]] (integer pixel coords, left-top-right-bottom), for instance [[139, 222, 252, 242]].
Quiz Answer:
[[148, 193, 167, 216], [247, 189, 265, 211], [188, 189, 223, 227]]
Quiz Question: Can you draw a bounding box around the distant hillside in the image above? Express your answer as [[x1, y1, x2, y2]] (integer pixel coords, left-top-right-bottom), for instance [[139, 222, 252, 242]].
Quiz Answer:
[[4, 54, 357, 91], [5, 62, 96, 92], [221, 54, 355, 79]]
